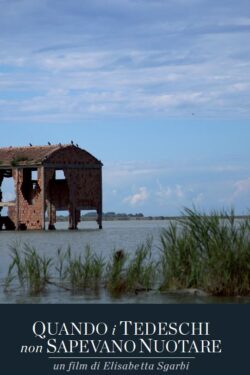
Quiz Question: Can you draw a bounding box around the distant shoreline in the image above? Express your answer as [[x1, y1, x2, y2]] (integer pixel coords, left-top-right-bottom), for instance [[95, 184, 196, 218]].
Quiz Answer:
[[53, 214, 249, 222]]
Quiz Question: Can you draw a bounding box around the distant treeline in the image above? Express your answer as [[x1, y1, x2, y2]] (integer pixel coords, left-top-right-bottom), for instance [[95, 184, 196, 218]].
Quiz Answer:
[[55, 212, 170, 221], [54, 212, 249, 222]]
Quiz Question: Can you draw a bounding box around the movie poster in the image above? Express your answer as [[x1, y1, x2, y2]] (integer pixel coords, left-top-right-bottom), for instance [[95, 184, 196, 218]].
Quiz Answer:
[[0, 1, 249, 374]]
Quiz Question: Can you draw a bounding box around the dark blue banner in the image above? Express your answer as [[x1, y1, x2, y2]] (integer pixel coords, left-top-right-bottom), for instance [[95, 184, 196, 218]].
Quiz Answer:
[[1, 304, 249, 374]]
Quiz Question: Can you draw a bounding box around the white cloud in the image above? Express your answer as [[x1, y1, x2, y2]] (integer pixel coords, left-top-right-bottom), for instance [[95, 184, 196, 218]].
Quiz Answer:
[[1, 41, 250, 122], [123, 187, 149, 205], [229, 83, 250, 93], [103, 162, 172, 187], [222, 177, 250, 211], [38, 52, 111, 71], [176, 184, 184, 198], [156, 181, 184, 200], [103, 161, 250, 192], [151, 92, 208, 110], [156, 186, 172, 200], [233, 177, 250, 196], [102, 160, 250, 215], [1, 7, 250, 123]]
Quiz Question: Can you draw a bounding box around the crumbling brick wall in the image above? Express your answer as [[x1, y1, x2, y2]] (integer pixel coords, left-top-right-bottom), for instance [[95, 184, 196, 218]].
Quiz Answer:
[[1, 145, 102, 230], [45, 146, 102, 229], [11, 167, 44, 230]]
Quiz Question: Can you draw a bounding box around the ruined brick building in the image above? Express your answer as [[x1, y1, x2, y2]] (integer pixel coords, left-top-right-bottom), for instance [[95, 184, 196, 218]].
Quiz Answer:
[[0, 144, 103, 230]]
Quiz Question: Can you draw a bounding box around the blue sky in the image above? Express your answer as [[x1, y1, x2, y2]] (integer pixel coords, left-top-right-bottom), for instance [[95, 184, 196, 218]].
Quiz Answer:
[[1, 0, 250, 215]]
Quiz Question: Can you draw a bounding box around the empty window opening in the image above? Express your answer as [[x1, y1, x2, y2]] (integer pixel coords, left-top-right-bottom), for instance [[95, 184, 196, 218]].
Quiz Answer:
[[21, 169, 40, 204], [78, 210, 98, 229], [45, 209, 68, 230], [55, 170, 65, 180], [32, 170, 38, 181], [0, 176, 16, 218], [1, 207, 7, 216], [81, 210, 97, 220], [1, 176, 16, 203], [56, 210, 68, 221]]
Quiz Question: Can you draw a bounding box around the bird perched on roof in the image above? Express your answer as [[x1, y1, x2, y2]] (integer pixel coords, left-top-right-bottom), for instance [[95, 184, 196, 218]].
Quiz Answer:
[[29, 143, 32, 146], [48, 142, 51, 145], [71, 140, 74, 145]]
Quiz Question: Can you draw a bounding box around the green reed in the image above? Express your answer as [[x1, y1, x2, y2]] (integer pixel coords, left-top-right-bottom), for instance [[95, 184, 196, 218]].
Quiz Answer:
[[56, 245, 105, 290], [160, 208, 250, 296], [159, 221, 201, 290], [126, 238, 156, 291], [106, 238, 156, 295], [4, 209, 250, 297], [5, 242, 52, 295]]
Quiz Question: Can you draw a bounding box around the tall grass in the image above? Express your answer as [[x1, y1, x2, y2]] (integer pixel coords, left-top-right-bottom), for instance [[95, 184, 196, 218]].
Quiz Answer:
[[56, 245, 105, 290], [4, 210, 250, 297], [106, 239, 156, 295], [160, 208, 250, 296], [126, 239, 156, 292], [5, 241, 156, 296], [5, 242, 52, 295], [160, 221, 201, 290]]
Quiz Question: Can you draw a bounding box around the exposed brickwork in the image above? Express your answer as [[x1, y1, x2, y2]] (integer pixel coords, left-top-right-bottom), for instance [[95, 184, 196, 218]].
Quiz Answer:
[[0, 145, 61, 167], [0, 144, 103, 230], [10, 167, 44, 229]]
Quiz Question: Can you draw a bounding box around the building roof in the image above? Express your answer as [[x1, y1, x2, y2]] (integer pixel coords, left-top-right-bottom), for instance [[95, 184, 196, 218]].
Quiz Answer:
[[0, 144, 101, 168]]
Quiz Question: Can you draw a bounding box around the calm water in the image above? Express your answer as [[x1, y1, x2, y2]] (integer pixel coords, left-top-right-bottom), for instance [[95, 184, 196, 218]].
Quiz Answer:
[[0, 220, 249, 304]]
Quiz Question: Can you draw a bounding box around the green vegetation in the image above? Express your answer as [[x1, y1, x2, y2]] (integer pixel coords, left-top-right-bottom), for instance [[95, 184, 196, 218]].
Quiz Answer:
[[11, 156, 29, 166], [4, 241, 157, 296], [4, 209, 250, 297], [160, 208, 250, 296], [106, 239, 156, 295], [55, 245, 105, 290], [5, 242, 52, 295]]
